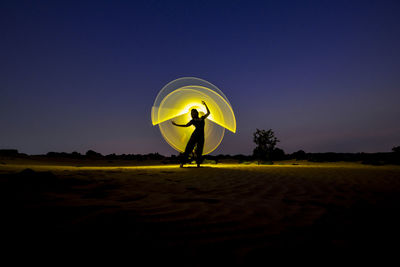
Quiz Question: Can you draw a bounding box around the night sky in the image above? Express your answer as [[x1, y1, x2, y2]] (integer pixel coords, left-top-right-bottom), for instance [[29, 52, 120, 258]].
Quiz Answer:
[[1, 0, 400, 156]]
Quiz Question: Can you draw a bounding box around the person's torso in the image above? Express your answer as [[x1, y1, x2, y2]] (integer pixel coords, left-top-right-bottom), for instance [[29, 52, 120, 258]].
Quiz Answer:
[[191, 118, 205, 134]]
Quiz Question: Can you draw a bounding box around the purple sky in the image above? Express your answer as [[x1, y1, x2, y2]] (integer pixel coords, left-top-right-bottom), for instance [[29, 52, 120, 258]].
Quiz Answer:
[[1, 0, 400, 156]]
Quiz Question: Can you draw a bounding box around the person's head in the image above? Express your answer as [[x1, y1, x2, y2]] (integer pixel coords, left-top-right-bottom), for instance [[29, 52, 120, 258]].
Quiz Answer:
[[191, 109, 199, 119]]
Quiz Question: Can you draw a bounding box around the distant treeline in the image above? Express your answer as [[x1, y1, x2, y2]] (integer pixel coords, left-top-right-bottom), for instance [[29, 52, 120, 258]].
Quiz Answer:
[[46, 150, 166, 161], [0, 149, 164, 161], [1, 148, 400, 165]]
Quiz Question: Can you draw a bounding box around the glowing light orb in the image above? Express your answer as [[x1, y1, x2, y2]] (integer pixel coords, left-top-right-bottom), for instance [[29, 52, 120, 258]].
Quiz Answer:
[[151, 77, 236, 155]]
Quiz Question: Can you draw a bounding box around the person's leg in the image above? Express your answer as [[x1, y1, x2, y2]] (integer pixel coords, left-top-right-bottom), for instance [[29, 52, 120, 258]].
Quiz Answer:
[[182, 134, 196, 167], [195, 137, 204, 167]]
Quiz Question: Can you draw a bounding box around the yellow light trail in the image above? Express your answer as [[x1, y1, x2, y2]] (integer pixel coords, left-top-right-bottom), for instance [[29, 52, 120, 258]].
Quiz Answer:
[[152, 85, 236, 133], [151, 77, 236, 155]]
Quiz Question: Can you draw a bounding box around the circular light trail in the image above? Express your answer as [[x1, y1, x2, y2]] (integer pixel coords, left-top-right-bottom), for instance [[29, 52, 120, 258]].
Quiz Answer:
[[151, 77, 236, 155]]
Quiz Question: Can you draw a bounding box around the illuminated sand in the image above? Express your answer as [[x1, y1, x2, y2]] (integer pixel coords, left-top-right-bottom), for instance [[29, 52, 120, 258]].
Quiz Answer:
[[1, 161, 400, 263]]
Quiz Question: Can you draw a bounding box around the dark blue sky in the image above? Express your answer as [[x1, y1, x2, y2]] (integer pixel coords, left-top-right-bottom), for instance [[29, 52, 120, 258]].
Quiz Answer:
[[1, 0, 399, 155]]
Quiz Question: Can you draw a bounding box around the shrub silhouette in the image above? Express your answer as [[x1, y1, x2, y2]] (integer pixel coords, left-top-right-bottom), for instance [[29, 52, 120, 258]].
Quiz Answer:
[[292, 150, 307, 160], [85, 150, 103, 158], [271, 147, 286, 161]]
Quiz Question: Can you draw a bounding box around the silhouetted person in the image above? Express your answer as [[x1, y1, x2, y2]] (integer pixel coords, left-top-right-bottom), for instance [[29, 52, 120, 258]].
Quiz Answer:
[[172, 101, 210, 168]]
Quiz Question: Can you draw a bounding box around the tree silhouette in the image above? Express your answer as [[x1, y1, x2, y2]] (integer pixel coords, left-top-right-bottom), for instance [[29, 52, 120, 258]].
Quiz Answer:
[[253, 128, 280, 163]]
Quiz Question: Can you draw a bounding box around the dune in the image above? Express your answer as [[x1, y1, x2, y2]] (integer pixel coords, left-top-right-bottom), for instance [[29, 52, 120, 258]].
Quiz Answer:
[[1, 160, 400, 264]]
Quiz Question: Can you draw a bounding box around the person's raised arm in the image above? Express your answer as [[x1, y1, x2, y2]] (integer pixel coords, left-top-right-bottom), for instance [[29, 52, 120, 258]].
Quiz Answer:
[[202, 101, 210, 119], [172, 120, 193, 127]]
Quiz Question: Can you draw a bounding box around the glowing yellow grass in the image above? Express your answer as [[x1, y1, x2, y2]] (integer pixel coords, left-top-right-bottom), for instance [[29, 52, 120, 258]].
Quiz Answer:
[[2, 162, 394, 173]]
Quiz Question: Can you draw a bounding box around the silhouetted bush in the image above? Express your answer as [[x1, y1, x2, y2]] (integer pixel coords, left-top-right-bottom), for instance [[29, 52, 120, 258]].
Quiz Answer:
[[291, 150, 307, 160], [271, 148, 286, 161], [85, 150, 103, 158]]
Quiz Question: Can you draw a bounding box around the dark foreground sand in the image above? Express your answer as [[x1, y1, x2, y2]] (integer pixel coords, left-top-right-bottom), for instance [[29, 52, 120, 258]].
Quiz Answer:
[[1, 160, 400, 264]]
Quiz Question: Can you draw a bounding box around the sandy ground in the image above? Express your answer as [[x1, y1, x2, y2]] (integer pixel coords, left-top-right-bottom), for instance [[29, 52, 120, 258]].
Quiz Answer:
[[1, 159, 400, 264]]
